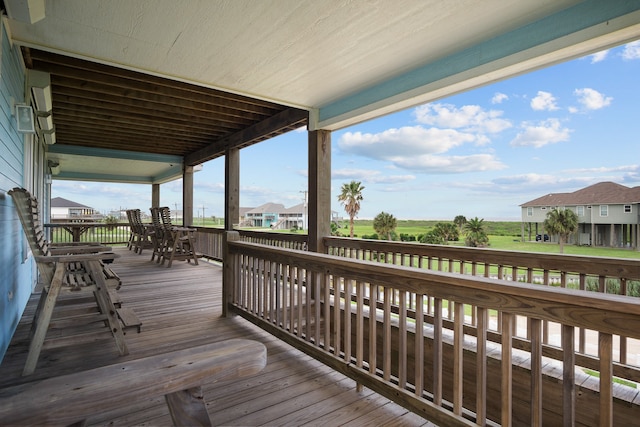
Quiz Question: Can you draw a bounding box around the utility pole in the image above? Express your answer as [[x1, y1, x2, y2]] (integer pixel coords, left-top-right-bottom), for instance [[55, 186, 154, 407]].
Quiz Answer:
[[201, 205, 207, 226], [299, 190, 308, 230]]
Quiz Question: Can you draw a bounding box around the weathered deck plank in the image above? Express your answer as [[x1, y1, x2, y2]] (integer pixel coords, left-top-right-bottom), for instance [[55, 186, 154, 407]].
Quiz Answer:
[[0, 248, 433, 426]]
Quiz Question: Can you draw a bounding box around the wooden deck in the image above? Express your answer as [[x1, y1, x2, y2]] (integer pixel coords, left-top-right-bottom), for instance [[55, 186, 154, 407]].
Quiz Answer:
[[0, 247, 434, 426]]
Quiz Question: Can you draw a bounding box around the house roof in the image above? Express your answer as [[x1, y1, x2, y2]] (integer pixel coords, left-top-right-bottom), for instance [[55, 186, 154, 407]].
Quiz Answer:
[[4, 1, 640, 184], [521, 182, 640, 207], [245, 203, 286, 215], [50, 197, 93, 209]]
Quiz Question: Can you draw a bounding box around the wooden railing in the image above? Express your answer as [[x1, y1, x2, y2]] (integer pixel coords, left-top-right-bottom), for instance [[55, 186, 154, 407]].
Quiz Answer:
[[227, 238, 640, 426], [325, 237, 640, 364], [45, 222, 131, 245], [191, 228, 307, 262], [237, 229, 307, 250]]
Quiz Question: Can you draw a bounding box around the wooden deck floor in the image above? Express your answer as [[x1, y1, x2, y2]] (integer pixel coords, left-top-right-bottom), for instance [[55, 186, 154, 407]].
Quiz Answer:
[[0, 247, 434, 426]]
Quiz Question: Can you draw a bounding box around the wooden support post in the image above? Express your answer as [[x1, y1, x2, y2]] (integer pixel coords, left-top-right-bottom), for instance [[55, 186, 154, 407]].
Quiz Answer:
[[165, 386, 212, 426], [183, 166, 194, 227], [225, 147, 240, 231], [152, 183, 160, 209], [223, 231, 240, 317], [308, 129, 331, 253]]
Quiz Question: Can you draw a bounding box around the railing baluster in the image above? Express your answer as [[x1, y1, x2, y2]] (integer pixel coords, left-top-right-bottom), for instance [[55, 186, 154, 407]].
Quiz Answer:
[[323, 273, 331, 349], [356, 280, 364, 392], [383, 286, 391, 382], [333, 277, 341, 356], [305, 267, 312, 341], [531, 318, 542, 427], [599, 332, 613, 426], [314, 271, 321, 345], [398, 290, 407, 389], [562, 324, 575, 427], [433, 297, 443, 406], [344, 279, 353, 361], [369, 284, 378, 378], [502, 312, 514, 427], [297, 267, 304, 338], [476, 306, 487, 426], [453, 301, 464, 416], [415, 293, 424, 398]]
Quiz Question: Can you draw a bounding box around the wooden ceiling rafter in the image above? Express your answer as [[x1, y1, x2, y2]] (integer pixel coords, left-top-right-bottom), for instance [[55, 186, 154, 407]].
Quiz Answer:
[[22, 48, 308, 163]]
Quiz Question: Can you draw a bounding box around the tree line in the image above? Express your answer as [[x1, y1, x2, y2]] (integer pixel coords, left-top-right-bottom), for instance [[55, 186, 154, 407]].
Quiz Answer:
[[338, 180, 578, 251]]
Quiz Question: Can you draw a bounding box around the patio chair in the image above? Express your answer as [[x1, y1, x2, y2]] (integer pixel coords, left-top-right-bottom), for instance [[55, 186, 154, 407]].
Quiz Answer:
[[126, 208, 154, 254], [8, 188, 130, 375], [149, 206, 198, 267]]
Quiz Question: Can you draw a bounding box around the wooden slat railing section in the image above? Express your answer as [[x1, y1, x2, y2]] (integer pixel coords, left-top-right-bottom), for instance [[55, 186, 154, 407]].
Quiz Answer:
[[324, 237, 640, 367], [45, 222, 130, 245], [227, 240, 640, 426]]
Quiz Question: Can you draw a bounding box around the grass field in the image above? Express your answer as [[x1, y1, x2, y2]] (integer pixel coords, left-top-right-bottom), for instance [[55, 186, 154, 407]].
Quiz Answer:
[[334, 219, 640, 259]]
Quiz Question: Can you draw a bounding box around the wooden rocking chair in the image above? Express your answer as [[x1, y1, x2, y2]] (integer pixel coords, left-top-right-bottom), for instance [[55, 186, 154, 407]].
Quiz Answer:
[[8, 188, 130, 375]]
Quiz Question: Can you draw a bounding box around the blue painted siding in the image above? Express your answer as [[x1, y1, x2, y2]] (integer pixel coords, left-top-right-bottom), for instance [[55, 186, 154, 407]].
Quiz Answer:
[[0, 21, 37, 362]]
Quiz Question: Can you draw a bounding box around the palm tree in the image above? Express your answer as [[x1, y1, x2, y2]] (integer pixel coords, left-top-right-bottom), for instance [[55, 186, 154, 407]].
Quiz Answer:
[[433, 222, 459, 244], [543, 208, 578, 253], [464, 217, 489, 247], [453, 215, 467, 234], [338, 181, 364, 238], [373, 211, 397, 240]]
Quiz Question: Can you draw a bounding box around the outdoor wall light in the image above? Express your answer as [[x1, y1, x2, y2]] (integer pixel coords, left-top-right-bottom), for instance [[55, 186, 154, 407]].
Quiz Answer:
[[15, 104, 35, 133]]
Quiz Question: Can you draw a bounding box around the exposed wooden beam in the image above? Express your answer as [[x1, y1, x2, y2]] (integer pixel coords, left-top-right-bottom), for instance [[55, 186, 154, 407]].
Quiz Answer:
[[185, 108, 308, 165]]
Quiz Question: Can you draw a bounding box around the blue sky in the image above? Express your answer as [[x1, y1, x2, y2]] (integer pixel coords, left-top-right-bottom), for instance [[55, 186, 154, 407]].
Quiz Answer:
[[53, 41, 640, 221]]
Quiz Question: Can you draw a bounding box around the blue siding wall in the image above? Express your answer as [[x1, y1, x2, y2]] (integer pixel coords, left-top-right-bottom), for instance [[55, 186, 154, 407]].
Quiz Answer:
[[0, 21, 36, 362]]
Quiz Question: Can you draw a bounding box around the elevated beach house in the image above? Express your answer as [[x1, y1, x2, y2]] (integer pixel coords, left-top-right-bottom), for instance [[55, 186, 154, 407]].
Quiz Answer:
[[2, 2, 640, 425], [521, 182, 640, 248]]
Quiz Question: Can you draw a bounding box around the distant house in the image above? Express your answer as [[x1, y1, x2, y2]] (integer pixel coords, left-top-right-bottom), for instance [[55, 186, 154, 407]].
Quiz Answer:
[[520, 182, 640, 248], [50, 197, 101, 220], [241, 202, 307, 230]]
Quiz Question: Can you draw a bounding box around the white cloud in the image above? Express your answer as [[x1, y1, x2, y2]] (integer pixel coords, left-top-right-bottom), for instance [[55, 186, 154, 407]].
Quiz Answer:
[[332, 168, 415, 184], [491, 92, 508, 104], [589, 50, 608, 63], [530, 91, 559, 111], [573, 88, 612, 110], [338, 126, 476, 158], [392, 153, 505, 173], [510, 119, 571, 148], [413, 103, 511, 134], [338, 126, 506, 173], [622, 40, 640, 60]]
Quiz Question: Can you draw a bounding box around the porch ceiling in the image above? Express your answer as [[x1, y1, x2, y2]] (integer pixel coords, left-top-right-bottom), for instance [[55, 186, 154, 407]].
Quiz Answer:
[[4, 0, 640, 184]]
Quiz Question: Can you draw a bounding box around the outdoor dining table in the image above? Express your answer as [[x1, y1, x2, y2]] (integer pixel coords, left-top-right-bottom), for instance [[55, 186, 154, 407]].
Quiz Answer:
[[50, 222, 104, 242]]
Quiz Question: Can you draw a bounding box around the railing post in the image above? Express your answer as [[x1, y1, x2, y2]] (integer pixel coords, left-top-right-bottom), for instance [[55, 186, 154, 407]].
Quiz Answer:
[[223, 231, 240, 317]]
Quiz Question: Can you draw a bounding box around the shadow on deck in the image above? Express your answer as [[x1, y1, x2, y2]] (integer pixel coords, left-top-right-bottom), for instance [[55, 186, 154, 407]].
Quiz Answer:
[[0, 247, 433, 426]]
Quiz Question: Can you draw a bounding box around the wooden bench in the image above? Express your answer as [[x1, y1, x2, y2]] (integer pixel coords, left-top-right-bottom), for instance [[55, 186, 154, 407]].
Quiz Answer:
[[9, 187, 137, 375], [0, 339, 267, 426]]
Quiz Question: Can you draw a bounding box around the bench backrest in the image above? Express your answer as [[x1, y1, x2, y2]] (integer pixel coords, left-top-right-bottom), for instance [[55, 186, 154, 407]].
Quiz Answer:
[[8, 188, 54, 283]]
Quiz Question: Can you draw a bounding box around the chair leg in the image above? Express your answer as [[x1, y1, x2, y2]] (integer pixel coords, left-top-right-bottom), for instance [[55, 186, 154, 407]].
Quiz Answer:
[[88, 260, 129, 356], [23, 263, 66, 376]]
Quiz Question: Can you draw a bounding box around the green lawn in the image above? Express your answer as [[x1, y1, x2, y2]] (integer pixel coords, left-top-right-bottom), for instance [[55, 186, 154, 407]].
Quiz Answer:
[[337, 220, 640, 259]]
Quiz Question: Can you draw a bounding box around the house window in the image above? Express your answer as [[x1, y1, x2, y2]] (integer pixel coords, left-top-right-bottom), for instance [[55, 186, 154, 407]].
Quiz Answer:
[[527, 207, 533, 217], [576, 206, 584, 216], [624, 205, 632, 213], [541, 206, 547, 210], [600, 205, 608, 217]]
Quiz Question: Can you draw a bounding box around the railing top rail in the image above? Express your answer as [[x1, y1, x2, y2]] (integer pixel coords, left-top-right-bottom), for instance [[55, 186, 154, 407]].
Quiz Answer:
[[237, 229, 308, 243], [229, 240, 640, 338], [323, 236, 640, 279]]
